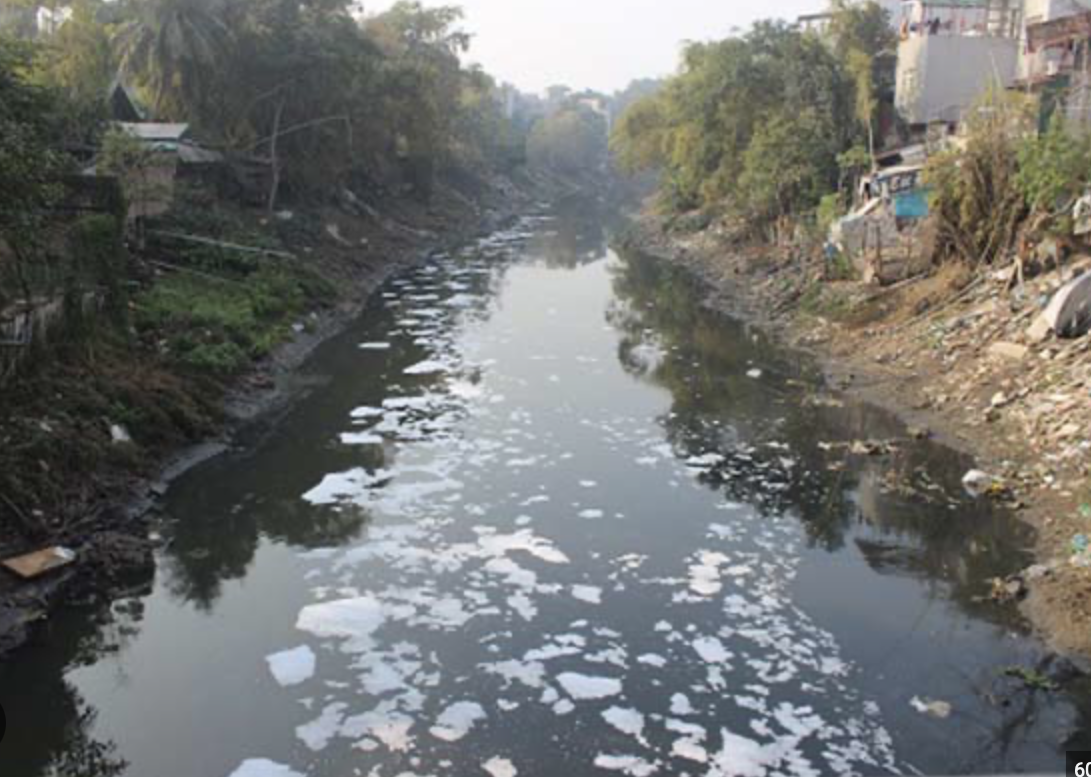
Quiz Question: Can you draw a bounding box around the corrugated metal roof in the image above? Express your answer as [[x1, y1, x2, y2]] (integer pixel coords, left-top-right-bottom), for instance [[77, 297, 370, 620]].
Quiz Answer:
[[116, 122, 190, 141]]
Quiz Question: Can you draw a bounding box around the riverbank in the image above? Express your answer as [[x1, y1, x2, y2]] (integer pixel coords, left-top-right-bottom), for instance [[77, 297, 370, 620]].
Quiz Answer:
[[621, 214, 1091, 660], [0, 171, 553, 658]]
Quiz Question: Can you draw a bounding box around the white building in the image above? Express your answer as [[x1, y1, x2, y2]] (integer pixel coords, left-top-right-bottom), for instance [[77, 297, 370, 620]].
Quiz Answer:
[[894, 0, 1022, 126]]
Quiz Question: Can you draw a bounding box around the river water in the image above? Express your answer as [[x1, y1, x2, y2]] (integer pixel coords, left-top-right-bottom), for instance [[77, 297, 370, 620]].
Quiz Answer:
[[2, 202, 1088, 777]]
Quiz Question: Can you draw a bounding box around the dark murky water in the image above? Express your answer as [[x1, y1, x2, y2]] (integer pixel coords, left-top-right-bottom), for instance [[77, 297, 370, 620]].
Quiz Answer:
[[2, 201, 1087, 777]]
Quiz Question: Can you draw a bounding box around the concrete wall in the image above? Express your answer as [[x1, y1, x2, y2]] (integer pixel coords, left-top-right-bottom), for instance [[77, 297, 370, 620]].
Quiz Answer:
[[896, 34, 1020, 124]]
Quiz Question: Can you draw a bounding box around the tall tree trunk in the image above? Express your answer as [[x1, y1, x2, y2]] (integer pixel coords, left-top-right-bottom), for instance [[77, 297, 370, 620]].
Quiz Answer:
[[267, 97, 287, 215]]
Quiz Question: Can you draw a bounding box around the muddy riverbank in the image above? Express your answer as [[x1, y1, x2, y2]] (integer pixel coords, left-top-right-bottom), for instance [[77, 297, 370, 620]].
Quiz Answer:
[[619, 214, 1091, 662], [0, 174, 553, 659]]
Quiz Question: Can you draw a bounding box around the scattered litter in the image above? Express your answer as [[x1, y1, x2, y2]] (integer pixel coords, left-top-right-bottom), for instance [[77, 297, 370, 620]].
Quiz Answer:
[[2, 546, 76, 579], [962, 470, 1005, 499], [746, 369, 763, 379], [1071, 535, 1091, 567], [1002, 665, 1058, 692], [910, 697, 952, 719], [110, 424, 132, 444], [1028, 271, 1091, 340]]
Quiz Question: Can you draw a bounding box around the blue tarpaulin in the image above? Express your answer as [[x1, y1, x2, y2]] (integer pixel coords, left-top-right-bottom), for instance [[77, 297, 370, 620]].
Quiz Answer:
[[894, 190, 930, 219]]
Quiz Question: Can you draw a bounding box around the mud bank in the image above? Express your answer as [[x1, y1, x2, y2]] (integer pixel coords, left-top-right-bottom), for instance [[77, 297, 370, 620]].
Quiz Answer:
[[620, 215, 1091, 661]]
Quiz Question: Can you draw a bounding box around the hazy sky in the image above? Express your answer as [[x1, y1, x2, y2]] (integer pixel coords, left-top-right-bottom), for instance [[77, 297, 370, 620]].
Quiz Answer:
[[365, 0, 820, 94]]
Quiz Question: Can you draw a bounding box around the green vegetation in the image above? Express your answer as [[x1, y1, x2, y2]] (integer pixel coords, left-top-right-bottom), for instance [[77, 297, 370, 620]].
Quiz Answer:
[[528, 105, 608, 177], [611, 1, 894, 232], [925, 91, 1035, 266], [135, 261, 332, 375]]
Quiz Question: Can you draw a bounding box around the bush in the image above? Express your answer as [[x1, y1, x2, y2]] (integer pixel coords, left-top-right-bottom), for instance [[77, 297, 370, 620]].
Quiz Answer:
[[1016, 116, 1091, 226], [925, 91, 1034, 265]]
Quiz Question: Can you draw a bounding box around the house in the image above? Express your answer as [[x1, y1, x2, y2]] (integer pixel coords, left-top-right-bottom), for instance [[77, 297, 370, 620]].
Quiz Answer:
[[894, 0, 1023, 128], [1018, 0, 1085, 81], [1020, 5, 1091, 127], [101, 122, 223, 221]]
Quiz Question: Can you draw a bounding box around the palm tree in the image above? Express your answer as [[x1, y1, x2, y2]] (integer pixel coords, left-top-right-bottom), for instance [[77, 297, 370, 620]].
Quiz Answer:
[[115, 0, 231, 123]]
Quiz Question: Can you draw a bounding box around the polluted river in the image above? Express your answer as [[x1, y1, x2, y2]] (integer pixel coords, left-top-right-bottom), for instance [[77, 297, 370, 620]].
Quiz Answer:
[[2, 203, 1088, 777]]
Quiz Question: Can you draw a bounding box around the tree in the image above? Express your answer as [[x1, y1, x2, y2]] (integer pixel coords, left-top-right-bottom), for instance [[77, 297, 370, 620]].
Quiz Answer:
[[528, 105, 608, 177], [610, 93, 667, 174], [738, 109, 833, 229], [115, 0, 232, 125], [32, 0, 114, 144], [610, 19, 854, 218], [0, 38, 70, 309]]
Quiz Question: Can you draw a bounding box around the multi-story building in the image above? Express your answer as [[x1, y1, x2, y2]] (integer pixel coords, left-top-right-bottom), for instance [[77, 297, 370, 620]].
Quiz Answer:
[[894, 0, 1023, 128]]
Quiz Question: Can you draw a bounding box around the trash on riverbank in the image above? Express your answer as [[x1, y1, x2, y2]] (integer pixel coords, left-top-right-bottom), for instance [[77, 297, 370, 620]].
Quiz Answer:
[[1002, 666, 1059, 692], [1, 546, 76, 580], [962, 470, 1007, 499], [910, 697, 952, 719]]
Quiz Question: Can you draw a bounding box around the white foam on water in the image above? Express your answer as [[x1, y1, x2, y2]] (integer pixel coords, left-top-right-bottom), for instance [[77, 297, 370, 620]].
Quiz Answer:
[[636, 654, 666, 669], [705, 729, 771, 777], [340, 432, 383, 446], [671, 738, 709, 764], [692, 636, 731, 665], [296, 702, 346, 752], [602, 707, 646, 743], [342, 705, 416, 752], [556, 672, 622, 700], [296, 597, 387, 652], [593, 755, 658, 777], [430, 701, 487, 742], [227, 760, 305, 777], [266, 646, 316, 687], [578, 509, 604, 520], [571, 585, 602, 605], [507, 593, 538, 622], [670, 693, 695, 716], [552, 699, 576, 715], [687, 551, 731, 597], [482, 757, 517, 777], [350, 406, 385, 419], [405, 360, 449, 375]]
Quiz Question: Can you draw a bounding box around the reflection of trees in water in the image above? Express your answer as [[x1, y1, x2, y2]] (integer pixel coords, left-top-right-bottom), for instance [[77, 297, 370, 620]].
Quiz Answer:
[[159, 253, 515, 611], [609, 246, 1090, 764], [529, 196, 615, 269], [161, 444, 382, 610], [609, 247, 1033, 624], [0, 601, 139, 776]]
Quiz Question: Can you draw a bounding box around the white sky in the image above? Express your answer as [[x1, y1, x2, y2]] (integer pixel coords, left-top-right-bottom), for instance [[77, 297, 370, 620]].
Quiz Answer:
[[363, 0, 821, 94]]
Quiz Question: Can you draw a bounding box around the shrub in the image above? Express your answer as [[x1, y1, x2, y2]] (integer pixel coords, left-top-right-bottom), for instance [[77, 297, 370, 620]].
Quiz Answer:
[[925, 90, 1034, 265]]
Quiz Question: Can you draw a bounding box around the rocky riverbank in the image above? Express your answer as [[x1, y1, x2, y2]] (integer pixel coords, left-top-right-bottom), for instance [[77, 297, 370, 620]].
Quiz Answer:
[[621, 215, 1091, 661], [0, 172, 552, 658]]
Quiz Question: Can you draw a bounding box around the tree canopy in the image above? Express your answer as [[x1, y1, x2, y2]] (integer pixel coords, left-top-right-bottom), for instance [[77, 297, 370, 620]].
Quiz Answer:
[[610, 1, 895, 230]]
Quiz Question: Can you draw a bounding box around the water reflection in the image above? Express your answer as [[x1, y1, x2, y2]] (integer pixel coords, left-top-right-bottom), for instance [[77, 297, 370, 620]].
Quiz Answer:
[[0, 595, 142, 775], [609, 246, 1083, 771], [3, 205, 1087, 777], [609, 248, 1034, 619]]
